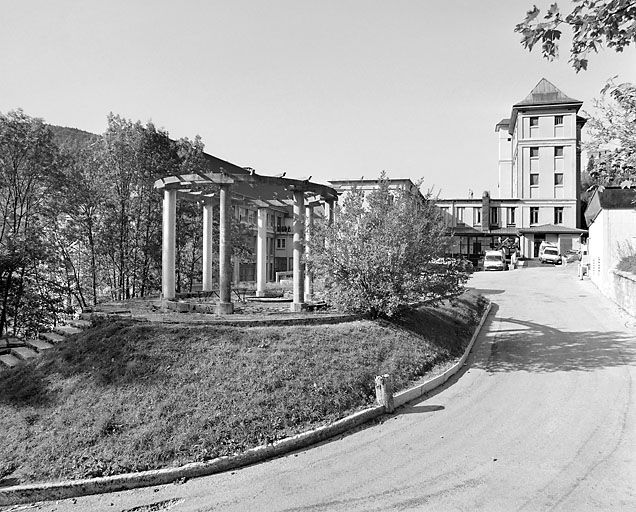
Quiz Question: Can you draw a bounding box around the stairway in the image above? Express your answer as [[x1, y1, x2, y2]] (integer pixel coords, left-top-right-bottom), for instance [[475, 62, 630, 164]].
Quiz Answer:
[[0, 319, 91, 370]]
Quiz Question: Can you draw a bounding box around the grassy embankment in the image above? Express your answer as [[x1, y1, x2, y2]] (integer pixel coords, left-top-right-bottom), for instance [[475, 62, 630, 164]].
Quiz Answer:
[[0, 291, 485, 485]]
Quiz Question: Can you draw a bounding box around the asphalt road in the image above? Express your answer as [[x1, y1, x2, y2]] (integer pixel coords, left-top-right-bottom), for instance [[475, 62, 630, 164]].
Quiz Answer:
[[25, 264, 636, 511]]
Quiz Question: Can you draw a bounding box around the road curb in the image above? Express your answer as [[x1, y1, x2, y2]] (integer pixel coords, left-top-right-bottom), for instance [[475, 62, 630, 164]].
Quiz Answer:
[[393, 300, 492, 407], [0, 301, 492, 506]]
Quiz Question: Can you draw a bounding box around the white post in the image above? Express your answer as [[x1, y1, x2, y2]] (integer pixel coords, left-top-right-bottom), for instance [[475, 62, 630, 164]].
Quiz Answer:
[[291, 189, 305, 312], [304, 204, 314, 303], [162, 188, 176, 300], [374, 374, 394, 413], [202, 199, 214, 292], [256, 207, 267, 297], [218, 184, 233, 314]]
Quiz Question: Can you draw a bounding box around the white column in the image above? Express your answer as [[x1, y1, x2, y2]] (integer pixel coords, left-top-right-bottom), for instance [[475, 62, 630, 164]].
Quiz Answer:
[[304, 204, 314, 303], [202, 199, 214, 292], [162, 188, 177, 300], [291, 190, 305, 312], [256, 207, 267, 297], [218, 184, 233, 314]]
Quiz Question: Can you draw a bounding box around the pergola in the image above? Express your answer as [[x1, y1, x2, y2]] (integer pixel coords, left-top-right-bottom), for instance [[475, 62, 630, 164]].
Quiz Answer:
[[153, 167, 338, 313]]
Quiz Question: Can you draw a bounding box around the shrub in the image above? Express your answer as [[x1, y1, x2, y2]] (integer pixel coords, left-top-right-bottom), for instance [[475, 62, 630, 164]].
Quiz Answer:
[[308, 175, 470, 318]]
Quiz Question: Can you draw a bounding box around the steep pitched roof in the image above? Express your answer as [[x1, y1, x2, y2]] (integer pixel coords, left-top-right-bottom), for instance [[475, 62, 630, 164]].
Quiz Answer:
[[514, 78, 581, 107], [508, 78, 583, 134]]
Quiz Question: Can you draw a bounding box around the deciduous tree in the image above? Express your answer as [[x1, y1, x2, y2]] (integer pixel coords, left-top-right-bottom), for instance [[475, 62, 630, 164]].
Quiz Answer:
[[584, 79, 636, 187]]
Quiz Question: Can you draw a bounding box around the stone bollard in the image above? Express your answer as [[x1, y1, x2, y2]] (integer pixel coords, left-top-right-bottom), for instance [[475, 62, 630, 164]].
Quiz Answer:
[[375, 374, 395, 413]]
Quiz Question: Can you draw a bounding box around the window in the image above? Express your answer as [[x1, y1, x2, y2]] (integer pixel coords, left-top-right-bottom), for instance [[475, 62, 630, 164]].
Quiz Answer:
[[530, 147, 539, 158], [506, 207, 516, 226], [490, 207, 498, 225], [555, 115, 563, 126], [555, 146, 564, 158], [276, 238, 286, 249], [474, 207, 481, 225], [530, 207, 539, 225], [554, 207, 564, 224], [456, 207, 465, 223], [529, 117, 539, 137], [530, 173, 539, 186], [554, 173, 564, 186]]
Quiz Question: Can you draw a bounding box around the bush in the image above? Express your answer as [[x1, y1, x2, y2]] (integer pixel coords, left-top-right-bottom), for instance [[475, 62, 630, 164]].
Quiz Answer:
[[308, 176, 470, 318]]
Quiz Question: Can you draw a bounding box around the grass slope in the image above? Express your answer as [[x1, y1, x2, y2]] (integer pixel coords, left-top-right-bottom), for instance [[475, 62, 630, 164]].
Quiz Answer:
[[0, 292, 485, 485]]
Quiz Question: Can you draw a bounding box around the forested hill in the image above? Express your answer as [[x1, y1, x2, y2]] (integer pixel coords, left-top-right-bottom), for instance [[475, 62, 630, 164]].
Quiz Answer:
[[48, 125, 99, 151]]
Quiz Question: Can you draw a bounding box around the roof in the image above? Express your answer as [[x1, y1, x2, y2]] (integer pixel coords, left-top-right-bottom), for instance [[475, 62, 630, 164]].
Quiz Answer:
[[509, 78, 583, 134], [514, 78, 581, 107], [584, 187, 636, 226], [495, 118, 510, 132], [519, 224, 587, 235], [447, 225, 483, 236]]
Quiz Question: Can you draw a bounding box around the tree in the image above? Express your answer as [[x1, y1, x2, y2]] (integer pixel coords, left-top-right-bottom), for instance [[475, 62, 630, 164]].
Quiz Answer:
[[308, 177, 470, 318], [515, 1, 636, 71], [584, 79, 636, 187], [0, 110, 66, 335]]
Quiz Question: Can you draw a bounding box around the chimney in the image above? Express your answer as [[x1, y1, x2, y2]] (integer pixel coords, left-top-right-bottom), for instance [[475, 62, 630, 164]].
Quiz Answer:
[[481, 191, 490, 231]]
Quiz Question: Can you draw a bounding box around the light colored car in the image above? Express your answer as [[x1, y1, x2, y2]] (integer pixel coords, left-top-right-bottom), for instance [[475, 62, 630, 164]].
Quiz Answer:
[[540, 247, 562, 265], [484, 250, 507, 271]]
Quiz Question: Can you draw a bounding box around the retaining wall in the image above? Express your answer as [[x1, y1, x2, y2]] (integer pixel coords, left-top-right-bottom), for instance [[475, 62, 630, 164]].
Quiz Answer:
[[609, 270, 636, 317]]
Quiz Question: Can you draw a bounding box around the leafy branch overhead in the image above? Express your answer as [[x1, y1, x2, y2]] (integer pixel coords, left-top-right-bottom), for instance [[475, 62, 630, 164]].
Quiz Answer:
[[515, 1, 636, 71]]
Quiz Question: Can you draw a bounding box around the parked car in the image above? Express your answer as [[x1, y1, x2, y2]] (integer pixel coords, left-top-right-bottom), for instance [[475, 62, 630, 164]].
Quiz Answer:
[[484, 250, 507, 271], [540, 247, 562, 265]]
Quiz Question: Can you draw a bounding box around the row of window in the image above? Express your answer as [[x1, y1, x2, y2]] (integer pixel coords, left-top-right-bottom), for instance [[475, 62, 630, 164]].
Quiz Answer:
[[453, 206, 564, 226], [530, 173, 564, 186], [529, 146, 563, 158], [529, 115, 563, 128], [528, 115, 564, 138]]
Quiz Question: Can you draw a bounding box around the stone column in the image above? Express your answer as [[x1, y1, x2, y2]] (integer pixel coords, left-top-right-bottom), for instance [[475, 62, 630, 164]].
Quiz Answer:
[[325, 199, 335, 226], [304, 204, 314, 303], [162, 188, 176, 300], [217, 184, 233, 314], [291, 190, 305, 312], [256, 207, 267, 297], [202, 198, 214, 292]]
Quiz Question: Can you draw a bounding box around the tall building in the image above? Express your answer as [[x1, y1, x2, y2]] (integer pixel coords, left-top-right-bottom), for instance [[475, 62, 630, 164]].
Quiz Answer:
[[437, 79, 587, 260]]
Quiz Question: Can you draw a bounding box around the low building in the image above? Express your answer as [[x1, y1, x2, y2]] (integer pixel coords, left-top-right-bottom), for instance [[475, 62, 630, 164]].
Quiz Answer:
[[585, 186, 636, 291]]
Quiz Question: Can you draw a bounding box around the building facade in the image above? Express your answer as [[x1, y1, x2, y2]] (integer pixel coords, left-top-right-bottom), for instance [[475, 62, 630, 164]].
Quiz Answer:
[[437, 79, 587, 260]]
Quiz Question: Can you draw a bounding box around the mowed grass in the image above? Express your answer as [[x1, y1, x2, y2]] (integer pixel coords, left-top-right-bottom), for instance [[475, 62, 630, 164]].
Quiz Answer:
[[0, 292, 485, 484]]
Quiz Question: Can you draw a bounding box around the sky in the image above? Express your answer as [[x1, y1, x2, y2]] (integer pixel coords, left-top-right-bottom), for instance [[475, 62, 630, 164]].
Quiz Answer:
[[1, 0, 635, 198]]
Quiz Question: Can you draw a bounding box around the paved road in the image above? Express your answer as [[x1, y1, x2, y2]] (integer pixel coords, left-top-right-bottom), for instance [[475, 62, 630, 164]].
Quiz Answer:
[[31, 265, 636, 511]]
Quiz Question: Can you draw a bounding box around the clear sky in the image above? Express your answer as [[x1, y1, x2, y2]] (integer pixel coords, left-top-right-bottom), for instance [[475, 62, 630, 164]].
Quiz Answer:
[[1, 0, 635, 197]]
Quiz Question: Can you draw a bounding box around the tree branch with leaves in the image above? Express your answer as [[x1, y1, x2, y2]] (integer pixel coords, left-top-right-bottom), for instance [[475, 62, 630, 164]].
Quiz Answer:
[[516, 1, 636, 71]]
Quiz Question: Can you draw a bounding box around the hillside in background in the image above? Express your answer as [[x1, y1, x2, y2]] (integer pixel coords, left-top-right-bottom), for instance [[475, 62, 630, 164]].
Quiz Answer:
[[48, 125, 99, 152]]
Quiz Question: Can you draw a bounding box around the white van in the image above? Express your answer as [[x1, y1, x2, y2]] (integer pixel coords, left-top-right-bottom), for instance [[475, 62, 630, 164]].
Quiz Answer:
[[539, 242, 561, 264], [484, 250, 507, 271]]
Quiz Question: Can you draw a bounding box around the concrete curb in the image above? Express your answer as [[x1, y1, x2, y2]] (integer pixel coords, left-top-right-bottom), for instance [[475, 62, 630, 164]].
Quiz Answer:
[[393, 300, 492, 408], [0, 301, 492, 506], [88, 312, 364, 328]]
